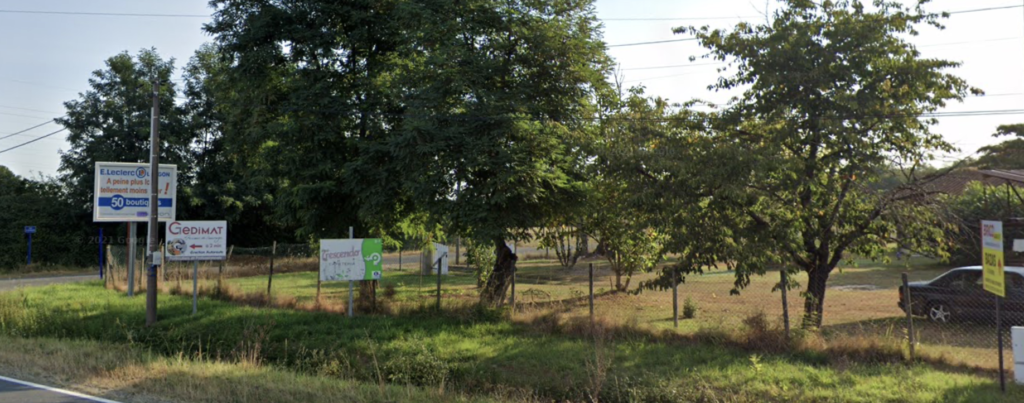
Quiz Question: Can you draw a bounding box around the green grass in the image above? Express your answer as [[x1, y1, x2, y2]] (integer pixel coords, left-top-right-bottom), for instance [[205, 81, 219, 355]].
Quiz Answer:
[[0, 335, 498, 403], [217, 255, 1007, 371], [1, 281, 1021, 402]]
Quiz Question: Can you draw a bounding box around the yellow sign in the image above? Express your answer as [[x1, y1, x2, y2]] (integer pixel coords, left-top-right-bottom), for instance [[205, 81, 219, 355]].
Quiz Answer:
[[982, 220, 1005, 297]]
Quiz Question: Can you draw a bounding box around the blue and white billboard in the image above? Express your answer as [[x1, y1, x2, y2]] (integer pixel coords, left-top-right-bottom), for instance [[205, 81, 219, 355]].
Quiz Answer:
[[93, 162, 177, 222]]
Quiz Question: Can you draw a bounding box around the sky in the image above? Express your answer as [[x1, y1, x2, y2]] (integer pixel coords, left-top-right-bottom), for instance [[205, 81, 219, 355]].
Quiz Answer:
[[0, 0, 1022, 178]]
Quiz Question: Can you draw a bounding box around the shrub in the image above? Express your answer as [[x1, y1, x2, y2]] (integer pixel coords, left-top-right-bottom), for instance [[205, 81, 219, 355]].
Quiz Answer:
[[381, 347, 452, 387], [682, 296, 698, 319]]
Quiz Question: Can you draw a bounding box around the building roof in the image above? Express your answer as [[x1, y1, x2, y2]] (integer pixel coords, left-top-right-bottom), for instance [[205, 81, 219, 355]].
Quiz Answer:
[[980, 169, 1024, 184], [923, 168, 1004, 196]]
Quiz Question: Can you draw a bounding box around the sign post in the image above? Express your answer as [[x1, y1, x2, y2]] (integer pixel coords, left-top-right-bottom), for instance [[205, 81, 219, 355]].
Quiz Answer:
[[348, 227, 353, 318], [165, 221, 228, 315], [320, 236, 383, 318], [24, 226, 35, 265], [982, 220, 1006, 392], [94, 162, 177, 300]]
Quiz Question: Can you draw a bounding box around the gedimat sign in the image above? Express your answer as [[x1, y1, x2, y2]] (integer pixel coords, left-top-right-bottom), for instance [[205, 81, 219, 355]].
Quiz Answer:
[[165, 221, 228, 261]]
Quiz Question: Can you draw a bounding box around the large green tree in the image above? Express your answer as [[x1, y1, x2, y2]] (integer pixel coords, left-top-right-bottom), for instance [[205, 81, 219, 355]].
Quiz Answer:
[[972, 124, 1024, 169], [685, 0, 978, 327], [179, 44, 295, 245], [57, 48, 193, 211], [206, 0, 612, 304]]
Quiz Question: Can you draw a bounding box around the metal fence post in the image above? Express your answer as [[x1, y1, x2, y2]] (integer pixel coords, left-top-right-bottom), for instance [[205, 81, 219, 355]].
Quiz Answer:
[[901, 272, 915, 360], [672, 267, 679, 329], [347, 227, 354, 318], [781, 270, 790, 341], [267, 241, 276, 298], [997, 295, 1006, 392], [436, 256, 443, 311], [589, 263, 594, 323]]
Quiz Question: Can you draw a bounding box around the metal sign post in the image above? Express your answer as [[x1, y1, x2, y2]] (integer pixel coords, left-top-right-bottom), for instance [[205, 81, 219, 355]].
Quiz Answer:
[[348, 226, 354, 318], [193, 261, 199, 315], [981, 220, 1007, 393], [165, 221, 228, 316], [128, 223, 136, 296], [24, 226, 35, 265]]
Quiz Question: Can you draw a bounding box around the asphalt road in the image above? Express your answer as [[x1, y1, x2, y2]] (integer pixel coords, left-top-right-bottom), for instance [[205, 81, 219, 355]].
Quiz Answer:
[[0, 275, 96, 292], [0, 376, 119, 403]]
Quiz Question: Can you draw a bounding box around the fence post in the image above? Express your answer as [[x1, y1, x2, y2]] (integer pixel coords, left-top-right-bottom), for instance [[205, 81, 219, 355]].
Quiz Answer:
[[223, 245, 233, 283], [127, 224, 135, 296], [436, 256, 443, 311], [267, 241, 277, 298], [399, 247, 402, 271], [901, 272, 915, 361], [672, 267, 679, 329], [510, 265, 516, 315], [781, 270, 791, 341], [192, 261, 198, 315], [346, 227, 354, 317], [589, 263, 594, 323], [104, 244, 112, 288], [997, 295, 1006, 392]]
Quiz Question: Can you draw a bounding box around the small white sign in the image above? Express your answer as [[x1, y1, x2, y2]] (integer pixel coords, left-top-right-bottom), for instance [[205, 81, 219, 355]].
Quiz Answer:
[[320, 239, 383, 281], [94, 162, 178, 222], [434, 243, 449, 274], [165, 221, 227, 261]]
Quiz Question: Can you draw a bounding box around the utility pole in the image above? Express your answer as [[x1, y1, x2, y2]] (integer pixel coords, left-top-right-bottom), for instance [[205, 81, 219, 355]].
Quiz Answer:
[[145, 78, 161, 326]]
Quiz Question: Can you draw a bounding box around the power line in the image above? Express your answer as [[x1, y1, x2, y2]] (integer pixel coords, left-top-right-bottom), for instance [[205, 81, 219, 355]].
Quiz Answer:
[[948, 5, 1023, 14], [0, 111, 52, 120], [0, 128, 67, 154], [600, 4, 1023, 23], [0, 105, 61, 114], [623, 70, 719, 83], [608, 38, 699, 48], [621, 62, 724, 71], [0, 9, 209, 18], [0, 118, 60, 141], [919, 37, 1020, 48], [603, 15, 758, 21]]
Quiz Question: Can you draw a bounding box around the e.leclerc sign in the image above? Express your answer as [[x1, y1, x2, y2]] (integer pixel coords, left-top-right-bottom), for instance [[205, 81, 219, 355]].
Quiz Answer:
[[165, 221, 227, 261], [93, 162, 177, 222]]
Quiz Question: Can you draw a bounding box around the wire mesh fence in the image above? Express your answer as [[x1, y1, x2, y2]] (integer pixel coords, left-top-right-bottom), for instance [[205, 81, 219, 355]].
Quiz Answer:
[[100, 242, 1018, 375]]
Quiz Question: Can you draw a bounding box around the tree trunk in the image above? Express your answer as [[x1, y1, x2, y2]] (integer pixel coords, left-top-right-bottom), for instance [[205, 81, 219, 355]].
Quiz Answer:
[[802, 266, 831, 329], [480, 239, 517, 306]]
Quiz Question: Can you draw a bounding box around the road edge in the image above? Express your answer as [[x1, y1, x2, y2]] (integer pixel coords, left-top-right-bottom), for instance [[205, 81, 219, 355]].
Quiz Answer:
[[0, 374, 122, 403]]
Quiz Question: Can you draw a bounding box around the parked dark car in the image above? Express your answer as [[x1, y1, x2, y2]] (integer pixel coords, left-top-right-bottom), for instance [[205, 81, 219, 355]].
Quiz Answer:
[[898, 266, 1024, 324]]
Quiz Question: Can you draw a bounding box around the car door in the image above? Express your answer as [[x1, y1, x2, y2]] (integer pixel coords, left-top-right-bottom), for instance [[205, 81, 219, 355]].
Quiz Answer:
[[950, 269, 993, 322], [922, 269, 968, 322]]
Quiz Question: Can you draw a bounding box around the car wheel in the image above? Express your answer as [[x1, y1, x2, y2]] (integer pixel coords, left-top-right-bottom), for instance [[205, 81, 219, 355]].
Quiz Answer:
[[928, 302, 953, 324]]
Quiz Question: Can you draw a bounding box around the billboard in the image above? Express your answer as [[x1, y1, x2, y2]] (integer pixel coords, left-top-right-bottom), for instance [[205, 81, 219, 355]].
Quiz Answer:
[[320, 239, 383, 281], [165, 221, 228, 261], [94, 162, 177, 222]]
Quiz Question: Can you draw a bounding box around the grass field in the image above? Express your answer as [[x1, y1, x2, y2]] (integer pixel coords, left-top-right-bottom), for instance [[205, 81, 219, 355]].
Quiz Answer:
[[1, 280, 1022, 402], [201, 254, 1008, 371]]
